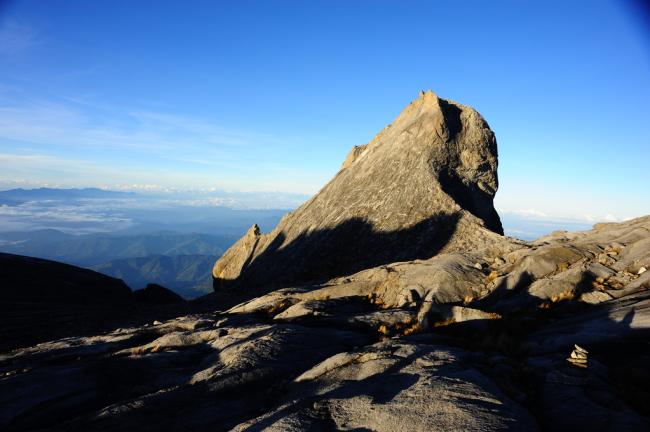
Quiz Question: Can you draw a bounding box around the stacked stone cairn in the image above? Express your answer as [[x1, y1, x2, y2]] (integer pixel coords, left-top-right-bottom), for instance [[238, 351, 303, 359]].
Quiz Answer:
[[567, 344, 589, 368]]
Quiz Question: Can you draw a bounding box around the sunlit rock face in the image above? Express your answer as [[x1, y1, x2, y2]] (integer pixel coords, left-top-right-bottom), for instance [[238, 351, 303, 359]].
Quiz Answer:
[[3, 216, 650, 431], [213, 90, 503, 293], [3, 92, 650, 431]]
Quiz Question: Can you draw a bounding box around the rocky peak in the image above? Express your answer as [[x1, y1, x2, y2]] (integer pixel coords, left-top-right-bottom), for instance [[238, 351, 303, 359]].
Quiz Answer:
[[213, 91, 504, 293], [4, 93, 650, 431]]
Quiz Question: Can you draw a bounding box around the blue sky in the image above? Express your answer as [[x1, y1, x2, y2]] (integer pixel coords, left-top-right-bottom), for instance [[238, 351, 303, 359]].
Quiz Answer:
[[0, 0, 649, 222]]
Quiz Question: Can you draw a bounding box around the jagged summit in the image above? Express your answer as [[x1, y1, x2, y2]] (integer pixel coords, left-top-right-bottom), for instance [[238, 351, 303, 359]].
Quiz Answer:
[[213, 91, 504, 292]]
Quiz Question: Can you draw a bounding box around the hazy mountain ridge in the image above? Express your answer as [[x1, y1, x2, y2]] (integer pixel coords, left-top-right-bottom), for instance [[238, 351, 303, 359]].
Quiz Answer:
[[0, 229, 233, 297], [0, 229, 235, 266], [91, 254, 219, 298], [0, 189, 291, 297]]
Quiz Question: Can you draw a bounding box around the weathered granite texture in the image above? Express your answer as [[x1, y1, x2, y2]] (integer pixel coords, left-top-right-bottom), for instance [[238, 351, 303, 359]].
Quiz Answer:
[[4, 216, 649, 431], [213, 90, 503, 292], [2, 93, 650, 431]]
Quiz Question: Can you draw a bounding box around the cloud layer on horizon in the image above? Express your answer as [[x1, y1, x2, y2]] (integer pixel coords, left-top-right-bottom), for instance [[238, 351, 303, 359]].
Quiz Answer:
[[0, 89, 334, 195]]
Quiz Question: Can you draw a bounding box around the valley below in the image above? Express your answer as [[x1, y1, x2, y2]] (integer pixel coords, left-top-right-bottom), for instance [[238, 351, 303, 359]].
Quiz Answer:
[[0, 188, 291, 298]]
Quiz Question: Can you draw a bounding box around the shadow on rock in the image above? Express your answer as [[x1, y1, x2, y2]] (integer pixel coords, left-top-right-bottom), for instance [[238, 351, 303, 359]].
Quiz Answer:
[[215, 211, 462, 295], [422, 269, 650, 430]]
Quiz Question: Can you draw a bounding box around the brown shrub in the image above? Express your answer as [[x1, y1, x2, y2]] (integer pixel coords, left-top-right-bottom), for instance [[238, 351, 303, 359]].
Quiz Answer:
[[486, 271, 499, 282], [550, 288, 575, 303]]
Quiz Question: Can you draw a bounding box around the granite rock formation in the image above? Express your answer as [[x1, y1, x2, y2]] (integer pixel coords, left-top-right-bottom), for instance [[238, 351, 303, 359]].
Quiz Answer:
[[2, 216, 649, 430], [213, 90, 503, 293], [2, 93, 650, 431]]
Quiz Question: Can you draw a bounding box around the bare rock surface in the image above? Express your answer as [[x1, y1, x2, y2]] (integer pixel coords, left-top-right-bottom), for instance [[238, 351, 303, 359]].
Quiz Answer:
[[2, 220, 649, 431], [213, 90, 503, 293], [235, 341, 539, 431], [2, 93, 650, 431]]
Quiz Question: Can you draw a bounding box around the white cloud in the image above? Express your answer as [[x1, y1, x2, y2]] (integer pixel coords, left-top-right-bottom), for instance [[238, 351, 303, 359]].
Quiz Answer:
[[0, 204, 127, 223], [0, 150, 325, 195], [499, 207, 633, 225], [0, 101, 250, 155], [0, 91, 333, 194], [510, 208, 548, 219]]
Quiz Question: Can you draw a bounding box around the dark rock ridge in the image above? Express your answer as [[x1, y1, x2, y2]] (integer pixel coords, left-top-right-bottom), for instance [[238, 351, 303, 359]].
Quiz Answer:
[[0, 252, 188, 351], [213, 90, 503, 292], [0, 252, 132, 304], [134, 283, 185, 305]]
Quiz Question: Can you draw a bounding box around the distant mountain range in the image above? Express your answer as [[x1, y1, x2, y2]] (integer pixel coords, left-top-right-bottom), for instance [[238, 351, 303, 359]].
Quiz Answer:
[[91, 254, 219, 298], [0, 229, 235, 298], [0, 229, 235, 266], [0, 187, 295, 298], [0, 187, 598, 299]]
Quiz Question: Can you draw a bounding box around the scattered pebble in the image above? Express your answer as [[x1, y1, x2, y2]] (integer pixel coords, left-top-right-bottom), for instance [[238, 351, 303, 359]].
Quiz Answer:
[[153, 320, 163, 326], [638, 267, 647, 275]]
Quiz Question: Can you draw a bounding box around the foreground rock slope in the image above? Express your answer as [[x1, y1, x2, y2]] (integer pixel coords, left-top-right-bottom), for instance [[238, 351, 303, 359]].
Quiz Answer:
[[2, 92, 649, 431], [2, 217, 649, 431], [213, 90, 503, 293]]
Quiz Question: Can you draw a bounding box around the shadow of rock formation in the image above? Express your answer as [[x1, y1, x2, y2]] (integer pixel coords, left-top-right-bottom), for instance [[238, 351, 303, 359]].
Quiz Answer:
[[214, 211, 462, 293]]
